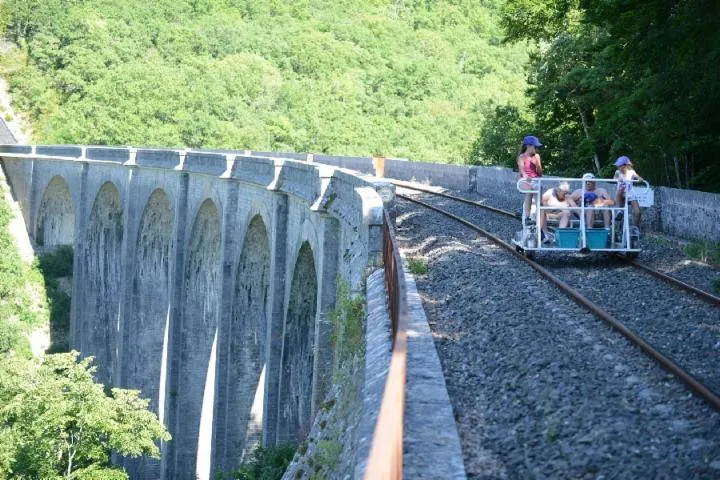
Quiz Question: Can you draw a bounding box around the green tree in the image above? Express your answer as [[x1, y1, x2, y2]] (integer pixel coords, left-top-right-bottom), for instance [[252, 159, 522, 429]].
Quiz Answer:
[[0, 0, 529, 164], [490, 0, 720, 191], [470, 105, 529, 167], [0, 352, 170, 479]]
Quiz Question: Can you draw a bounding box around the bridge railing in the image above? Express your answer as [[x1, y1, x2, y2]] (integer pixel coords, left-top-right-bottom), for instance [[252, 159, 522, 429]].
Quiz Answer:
[[364, 209, 409, 479]]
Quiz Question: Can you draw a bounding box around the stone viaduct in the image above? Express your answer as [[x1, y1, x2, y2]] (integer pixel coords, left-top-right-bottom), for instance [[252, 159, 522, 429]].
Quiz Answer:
[[0, 144, 391, 480]]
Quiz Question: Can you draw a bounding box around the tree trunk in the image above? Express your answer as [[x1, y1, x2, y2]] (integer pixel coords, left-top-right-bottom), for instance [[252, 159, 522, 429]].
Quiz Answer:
[[690, 153, 695, 187], [576, 105, 601, 174], [672, 154, 682, 188]]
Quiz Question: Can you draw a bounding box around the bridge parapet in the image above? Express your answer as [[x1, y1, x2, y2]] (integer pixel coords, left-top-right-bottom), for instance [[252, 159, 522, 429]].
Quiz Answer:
[[231, 155, 276, 186], [0, 144, 388, 228]]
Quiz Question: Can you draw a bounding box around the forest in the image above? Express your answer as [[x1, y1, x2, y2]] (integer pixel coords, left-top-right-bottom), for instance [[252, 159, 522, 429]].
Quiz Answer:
[[2, 0, 719, 191], [475, 0, 720, 192], [0, 1, 719, 477], [0, 0, 528, 164]]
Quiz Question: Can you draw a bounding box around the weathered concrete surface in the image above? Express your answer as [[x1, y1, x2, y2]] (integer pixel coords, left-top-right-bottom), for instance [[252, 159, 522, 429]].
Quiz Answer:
[[353, 269, 392, 479], [122, 188, 173, 479], [384, 159, 477, 192], [0, 144, 385, 480], [656, 187, 720, 242], [218, 215, 270, 468], [174, 199, 222, 480], [277, 242, 317, 444], [82, 181, 123, 385], [35, 176, 75, 247], [402, 253, 467, 480]]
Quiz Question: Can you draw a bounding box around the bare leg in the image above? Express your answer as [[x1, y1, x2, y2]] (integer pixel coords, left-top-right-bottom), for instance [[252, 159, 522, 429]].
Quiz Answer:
[[585, 210, 594, 228], [541, 210, 549, 235], [523, 193, 533, 219], [631, 200, 641, 227], [559, 211, 570, 228], [602, 209, 610, 228]]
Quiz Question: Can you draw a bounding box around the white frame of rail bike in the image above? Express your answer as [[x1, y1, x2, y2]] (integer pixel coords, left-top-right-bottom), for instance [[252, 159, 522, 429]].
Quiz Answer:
[[512, 176, 652, 254]]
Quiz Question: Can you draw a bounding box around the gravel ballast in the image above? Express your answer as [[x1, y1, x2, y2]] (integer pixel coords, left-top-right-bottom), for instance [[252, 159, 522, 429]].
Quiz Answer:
[[394, 193, 720, 479], [400, 190, 720, 393]]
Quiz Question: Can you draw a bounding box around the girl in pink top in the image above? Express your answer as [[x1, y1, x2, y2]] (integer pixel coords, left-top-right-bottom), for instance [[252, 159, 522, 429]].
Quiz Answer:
[[517, 135, 544, 222]]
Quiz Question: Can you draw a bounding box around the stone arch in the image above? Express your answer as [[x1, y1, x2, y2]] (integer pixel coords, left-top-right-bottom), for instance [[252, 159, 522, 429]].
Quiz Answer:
[[175, 199, 222, 480], [35, 175, 74, 247], [122, 189, 173, 479], [83, 181, 123, 384], [222, 214, 271, 467], [278, 241, 318, 443]]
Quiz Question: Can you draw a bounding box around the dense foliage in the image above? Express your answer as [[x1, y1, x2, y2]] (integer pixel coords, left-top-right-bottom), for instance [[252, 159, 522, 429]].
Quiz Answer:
[[37, 245, 74, 353], [0, 353, 171, 479], [476, 0, 720, 192], [2, 0, 718, 190], [0, 185, 46, 359], [0, 0, 527, 163], [222, 444, 296, 480]]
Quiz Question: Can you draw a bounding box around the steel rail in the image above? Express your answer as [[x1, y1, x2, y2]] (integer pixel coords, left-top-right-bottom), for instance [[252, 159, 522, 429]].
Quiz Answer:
[[619, 257, 720, 307], [398, 193, 720, 413], [364, 210, 409, 480], [392, 180, 517, 218], [395, 182, 720, 308]]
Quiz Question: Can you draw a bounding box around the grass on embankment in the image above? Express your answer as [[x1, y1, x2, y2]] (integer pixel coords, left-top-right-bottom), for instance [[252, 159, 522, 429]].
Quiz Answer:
[[0, 185, 47, 358], [684, 241, 720, 268], [682, 241, 720, 294]]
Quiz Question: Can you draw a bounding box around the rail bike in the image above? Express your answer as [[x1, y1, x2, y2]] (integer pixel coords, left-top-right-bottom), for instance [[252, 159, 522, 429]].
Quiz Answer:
[[511, 175, 654, 259]]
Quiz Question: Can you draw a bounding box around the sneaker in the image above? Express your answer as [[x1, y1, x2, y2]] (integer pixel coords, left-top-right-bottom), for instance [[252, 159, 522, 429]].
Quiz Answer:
[[542, 232, 555, 244], [524, 216, 536, 225]]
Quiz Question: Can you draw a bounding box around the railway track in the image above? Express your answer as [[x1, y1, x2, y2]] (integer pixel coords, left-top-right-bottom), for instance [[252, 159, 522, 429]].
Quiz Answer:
[[393, 180, 720, 307], [393, 193, 720, 477], [396, 188, 720, 412]]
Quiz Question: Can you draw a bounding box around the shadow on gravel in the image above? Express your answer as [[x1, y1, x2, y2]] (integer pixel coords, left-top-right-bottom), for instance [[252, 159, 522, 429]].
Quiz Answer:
[[535, 254, 626, 269]]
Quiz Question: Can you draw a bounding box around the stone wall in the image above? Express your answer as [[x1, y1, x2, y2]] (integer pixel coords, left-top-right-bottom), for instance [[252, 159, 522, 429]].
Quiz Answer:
[[0, 144, 387, 480], [655, 187, 720, 242], [384, 159, 477, 192]]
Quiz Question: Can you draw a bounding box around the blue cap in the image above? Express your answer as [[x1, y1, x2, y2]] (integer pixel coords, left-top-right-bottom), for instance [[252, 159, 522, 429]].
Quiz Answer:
[[583, 192, 598, 204], [614, 155, 631, 167], [522, 135, 542, 147]]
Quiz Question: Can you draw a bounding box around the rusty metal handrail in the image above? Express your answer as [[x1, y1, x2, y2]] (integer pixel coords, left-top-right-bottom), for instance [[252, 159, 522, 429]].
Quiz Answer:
[[364, 210, 409, 479]]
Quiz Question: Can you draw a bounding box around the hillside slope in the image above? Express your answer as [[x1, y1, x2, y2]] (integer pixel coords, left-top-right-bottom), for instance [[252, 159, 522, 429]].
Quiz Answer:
[[0, 0, 527, 163]]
